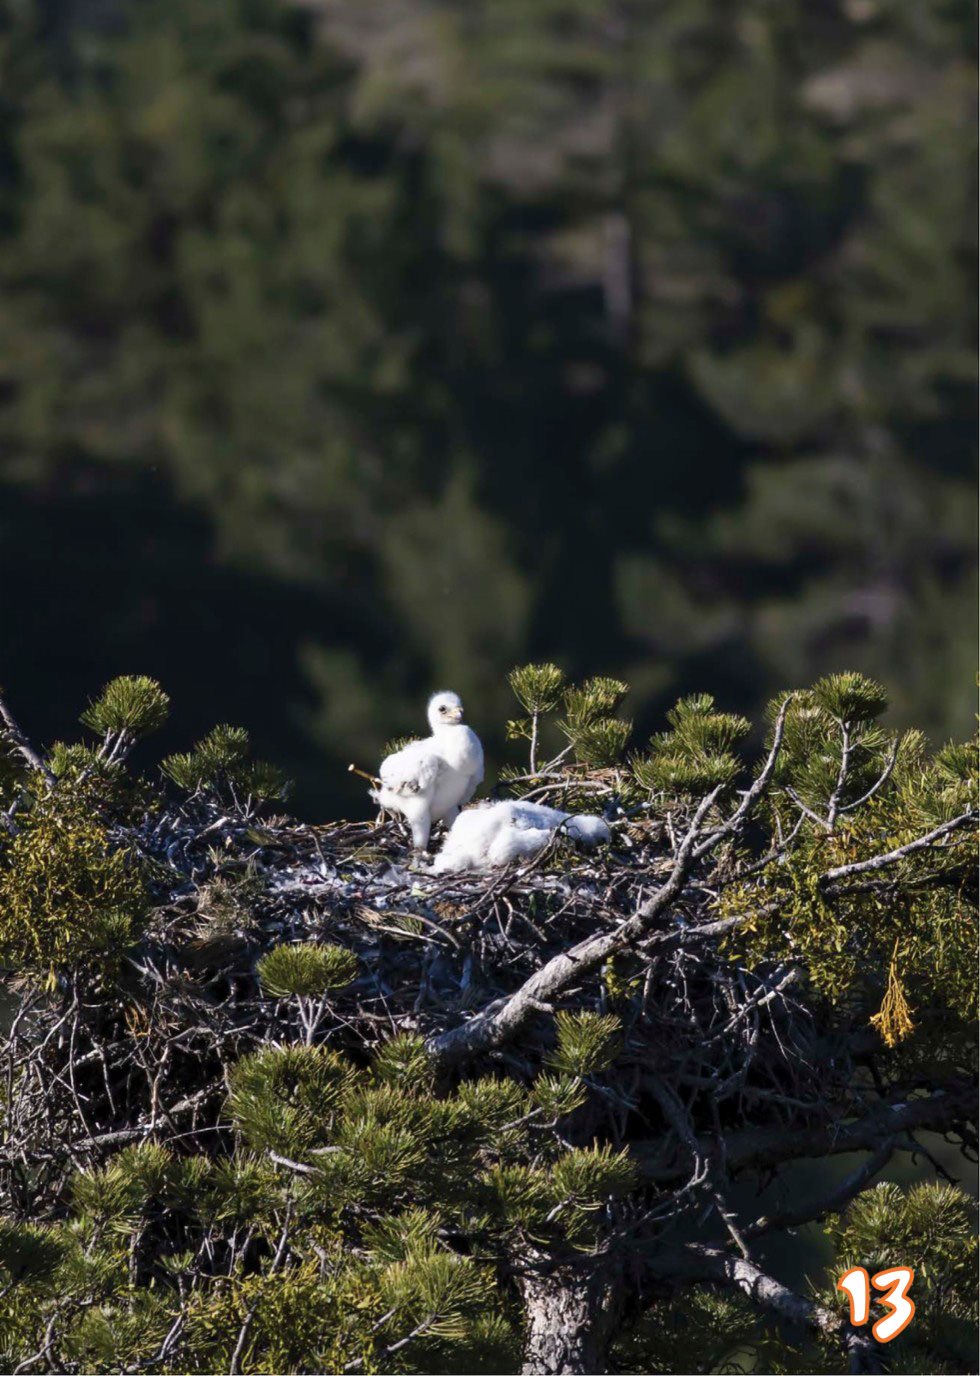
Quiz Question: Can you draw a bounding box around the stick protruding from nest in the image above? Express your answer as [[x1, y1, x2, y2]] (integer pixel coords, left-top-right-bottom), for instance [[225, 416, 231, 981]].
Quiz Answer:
[[348, 762, 380, 787]]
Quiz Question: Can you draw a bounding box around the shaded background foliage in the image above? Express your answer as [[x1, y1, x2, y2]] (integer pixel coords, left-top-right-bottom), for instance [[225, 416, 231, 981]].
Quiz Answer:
[[0, 0, 975, 818]]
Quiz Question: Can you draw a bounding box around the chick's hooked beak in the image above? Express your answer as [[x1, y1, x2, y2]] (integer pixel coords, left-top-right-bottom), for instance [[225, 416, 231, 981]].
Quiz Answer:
[[448, 706, 464, 723]]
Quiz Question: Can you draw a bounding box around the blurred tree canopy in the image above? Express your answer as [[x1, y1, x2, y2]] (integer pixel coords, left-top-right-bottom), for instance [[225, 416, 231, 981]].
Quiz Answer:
[[0, 0, 975, 815]]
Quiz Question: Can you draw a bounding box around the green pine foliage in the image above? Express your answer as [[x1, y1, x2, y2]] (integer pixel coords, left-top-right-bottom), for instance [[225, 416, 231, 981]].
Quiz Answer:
[[227, 1045, 358, 1156], [807, 1183, 978, 1375], [547, 1012, 622, 1078], [504, 664, 633, 775], [506, 664, 568, 769], [0, 1021, 636, 1371], [79, 676, 171, 742], [49, 741, 124, 785], [633, 693, 753, 795], [508, 664, 566, 717], [611, 1287, 793, 1376], [0, 1220, 67, 1286], [162, 725, 288, 802], [257, 943, 358, 998], [614, 1183, 979, 1375], [559, 678, 632, 767]]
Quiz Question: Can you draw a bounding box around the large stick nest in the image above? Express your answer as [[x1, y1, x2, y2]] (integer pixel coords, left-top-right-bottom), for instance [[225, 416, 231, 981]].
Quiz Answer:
[[1, 793, 835, 1223]]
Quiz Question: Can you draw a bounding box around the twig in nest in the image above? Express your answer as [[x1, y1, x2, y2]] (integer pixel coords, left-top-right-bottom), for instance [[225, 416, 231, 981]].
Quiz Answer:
[[349, 763, 381, 787]]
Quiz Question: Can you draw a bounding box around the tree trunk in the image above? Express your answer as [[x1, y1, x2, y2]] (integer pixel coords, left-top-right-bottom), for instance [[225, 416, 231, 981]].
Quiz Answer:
[[519, 1263, 622, 1375]]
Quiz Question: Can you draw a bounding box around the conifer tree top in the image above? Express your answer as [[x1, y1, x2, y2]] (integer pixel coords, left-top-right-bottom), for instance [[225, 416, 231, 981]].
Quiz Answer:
[[0, 667, 975, 1374]]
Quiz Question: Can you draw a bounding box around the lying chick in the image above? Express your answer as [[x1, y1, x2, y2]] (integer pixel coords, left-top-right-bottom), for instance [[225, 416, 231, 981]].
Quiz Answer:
[[431, 800, 610, 875]]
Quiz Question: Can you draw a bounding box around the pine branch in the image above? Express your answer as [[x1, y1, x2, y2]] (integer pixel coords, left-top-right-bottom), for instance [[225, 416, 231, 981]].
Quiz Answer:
[[228, 1209, 292, 1376], [692, 696, 792, 858], [820, 810, 977, 889], [0, 692, 54, 785], [631, 1078, 976, 1183], [744, 1140, 894, 1238], [825, 719, 853, 829], [838, 735, 901, 816], [649, 1246, 880, 1373]]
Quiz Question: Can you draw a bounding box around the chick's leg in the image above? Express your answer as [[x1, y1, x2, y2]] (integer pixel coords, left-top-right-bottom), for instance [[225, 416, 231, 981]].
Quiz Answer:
[[401, 797, 431, 852]]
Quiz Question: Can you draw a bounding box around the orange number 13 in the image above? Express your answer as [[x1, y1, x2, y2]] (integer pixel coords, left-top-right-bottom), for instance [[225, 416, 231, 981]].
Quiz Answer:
[[837, 1266, 915, 1343]]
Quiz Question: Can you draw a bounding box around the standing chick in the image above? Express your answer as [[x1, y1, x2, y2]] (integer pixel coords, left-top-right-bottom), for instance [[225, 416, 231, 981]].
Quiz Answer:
[[372, 692, 484, 851]]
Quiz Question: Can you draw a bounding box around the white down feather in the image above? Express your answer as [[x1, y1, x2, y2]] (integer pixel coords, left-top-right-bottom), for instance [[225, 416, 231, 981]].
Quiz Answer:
[[371, 691, 483, 851], [431, 800, 610, 874]]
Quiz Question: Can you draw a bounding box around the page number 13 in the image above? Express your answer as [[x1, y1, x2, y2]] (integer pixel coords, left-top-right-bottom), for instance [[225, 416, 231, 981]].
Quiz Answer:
[[837, 1266, 915, 1342]]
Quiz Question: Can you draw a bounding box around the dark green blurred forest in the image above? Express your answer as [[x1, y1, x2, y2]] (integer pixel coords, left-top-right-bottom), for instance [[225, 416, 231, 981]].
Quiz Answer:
[[0, 0, 975, 818]]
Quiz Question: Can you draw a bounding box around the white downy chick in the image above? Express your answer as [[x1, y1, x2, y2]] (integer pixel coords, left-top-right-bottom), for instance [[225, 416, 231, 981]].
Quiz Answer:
[[372, 692, 484, 851], [431, 799, 610, 874]]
